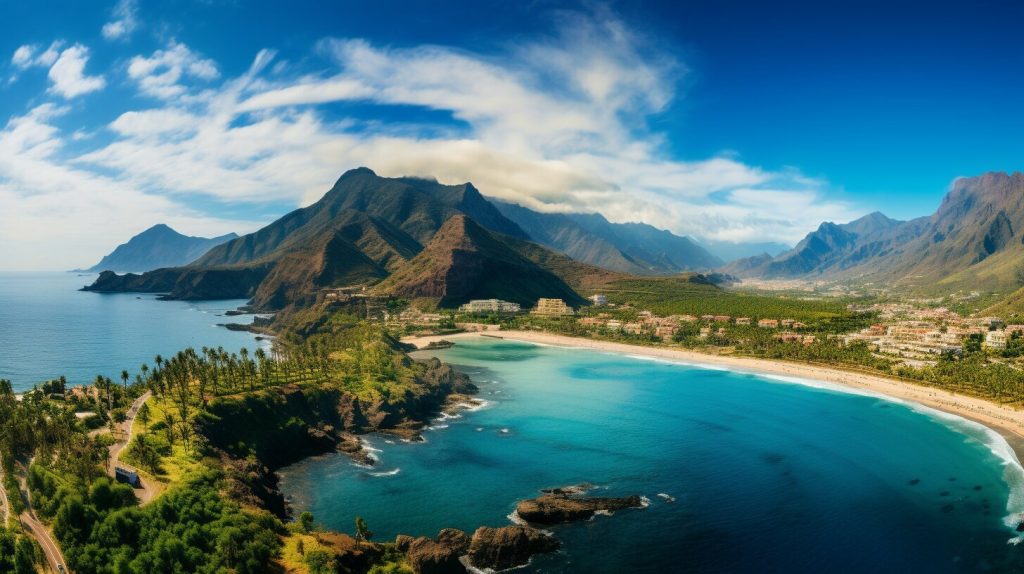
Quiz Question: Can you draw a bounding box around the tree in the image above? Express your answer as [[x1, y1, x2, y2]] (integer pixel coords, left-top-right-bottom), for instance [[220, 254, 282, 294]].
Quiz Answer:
[[354, 516, 373, 547], [137, 402, 151, 431], [298, 511, 315, 533], [121, 369, 130, 391], [13, 536, 36, 574]]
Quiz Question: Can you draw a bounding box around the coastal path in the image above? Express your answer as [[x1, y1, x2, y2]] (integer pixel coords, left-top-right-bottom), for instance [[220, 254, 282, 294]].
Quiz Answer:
[[106, 391, 161, 504]]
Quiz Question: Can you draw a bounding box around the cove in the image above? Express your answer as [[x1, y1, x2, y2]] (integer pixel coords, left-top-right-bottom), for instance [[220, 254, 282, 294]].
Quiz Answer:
[[279, 338, 1024, 573]]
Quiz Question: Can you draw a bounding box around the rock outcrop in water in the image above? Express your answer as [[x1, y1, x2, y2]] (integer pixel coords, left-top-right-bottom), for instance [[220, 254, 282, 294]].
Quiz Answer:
[[515, 484, 645, 525], [401, 528, 471, 574], [465, 525, 560, 571]]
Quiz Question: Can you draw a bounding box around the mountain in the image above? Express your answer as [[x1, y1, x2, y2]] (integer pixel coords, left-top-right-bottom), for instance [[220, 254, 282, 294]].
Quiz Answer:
[[83, 224, 238, 272], [492, 201, 722, 273], [724, 172, 1024, 294], [697, 239, 790, 264], [375, 215, 588, 308], [84, 168, 601, 310], [721, 211, 927, 279]]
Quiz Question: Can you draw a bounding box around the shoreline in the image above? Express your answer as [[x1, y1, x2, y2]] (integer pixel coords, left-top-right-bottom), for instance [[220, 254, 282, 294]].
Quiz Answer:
[[404, 330, 1024, 465]]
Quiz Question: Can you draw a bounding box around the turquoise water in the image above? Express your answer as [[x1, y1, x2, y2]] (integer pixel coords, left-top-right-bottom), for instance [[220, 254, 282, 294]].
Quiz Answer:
[[280, 338, 1024, 573], [0, 272, 263, 392]]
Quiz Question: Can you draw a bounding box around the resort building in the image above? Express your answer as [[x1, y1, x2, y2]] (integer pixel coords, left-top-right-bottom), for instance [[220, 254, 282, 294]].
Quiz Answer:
[[655, 326, 675, 340], [458, 299, 521, 314], [985, 330, 1008, 350], [532, 298, 575, 316], [590, 294, 609, 306]]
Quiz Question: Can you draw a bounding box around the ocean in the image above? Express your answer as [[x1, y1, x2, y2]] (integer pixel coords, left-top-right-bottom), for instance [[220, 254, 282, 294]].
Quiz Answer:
[[0, 272, 264, 392], [280, 338, 1024, 573]]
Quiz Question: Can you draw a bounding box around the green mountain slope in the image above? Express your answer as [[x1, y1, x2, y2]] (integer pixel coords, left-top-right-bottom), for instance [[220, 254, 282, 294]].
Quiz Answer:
[[375, 214, 588, 308], [83, 169, 600, 310]]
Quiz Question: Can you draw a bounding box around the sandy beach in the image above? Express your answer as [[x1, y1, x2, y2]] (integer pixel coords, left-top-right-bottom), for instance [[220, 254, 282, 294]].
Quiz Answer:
[[405, 330, 1024, 461]]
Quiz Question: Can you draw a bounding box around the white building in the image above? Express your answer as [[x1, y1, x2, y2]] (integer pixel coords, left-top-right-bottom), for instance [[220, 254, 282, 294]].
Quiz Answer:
[[589, 294, 608, 306], [458, 299, 521, 314]]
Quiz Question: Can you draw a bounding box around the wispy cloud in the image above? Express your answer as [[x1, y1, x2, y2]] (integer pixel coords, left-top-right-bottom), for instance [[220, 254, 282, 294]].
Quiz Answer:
[[1, 8, 859, 270], [127, 41, 219, 99], [102, 0, 139, 41]]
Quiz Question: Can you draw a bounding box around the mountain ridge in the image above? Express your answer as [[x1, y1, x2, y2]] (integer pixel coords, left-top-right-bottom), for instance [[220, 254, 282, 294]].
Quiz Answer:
[[83, 224, 238, 273], [723, 171, 1024, 294]]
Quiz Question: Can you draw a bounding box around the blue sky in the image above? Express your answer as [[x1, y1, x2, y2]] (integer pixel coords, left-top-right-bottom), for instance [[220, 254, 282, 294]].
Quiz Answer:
[[1, 0, 1020, 270]]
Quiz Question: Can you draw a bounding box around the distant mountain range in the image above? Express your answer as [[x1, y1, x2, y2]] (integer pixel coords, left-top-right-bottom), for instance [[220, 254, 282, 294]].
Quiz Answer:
[[492, 201, 722, 273], [83, 168, 615, 309], [82, 224, 238, 273], [723, 172, 1024, 294]]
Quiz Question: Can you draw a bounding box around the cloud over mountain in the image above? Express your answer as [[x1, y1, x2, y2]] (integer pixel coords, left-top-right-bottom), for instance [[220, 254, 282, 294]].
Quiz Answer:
[[0, 5, 858, 270]]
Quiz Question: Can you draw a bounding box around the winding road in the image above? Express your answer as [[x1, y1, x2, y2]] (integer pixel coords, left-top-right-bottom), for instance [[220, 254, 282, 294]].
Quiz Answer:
[[17, 466, 67, 573], [0, 471, 10, 525], [106, 391, 160, 504]]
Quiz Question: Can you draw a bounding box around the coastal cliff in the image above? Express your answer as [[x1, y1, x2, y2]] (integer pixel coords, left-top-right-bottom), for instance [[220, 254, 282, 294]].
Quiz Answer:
[[83, 266, 270, 300], [192, 357, 478, 517]]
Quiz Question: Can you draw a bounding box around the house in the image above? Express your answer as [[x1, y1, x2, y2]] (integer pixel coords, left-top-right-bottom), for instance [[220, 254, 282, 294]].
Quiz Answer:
[[623, 322, 646, 335], [780, 319, 795, 328], [699, 327, 711, 338], [713, 315, 731, 323], [735, 317, 751, 325], [115, 467, 141, 488], [655, 326, 675, 340], [985, 330, 1008, 350], [532, 298, 574, 316], [606, 320, 623, 331], [458, 299, 521, 314], [579, 317, 606, 327], [589, 294, 609, 306], [758, 319, 779, 328]]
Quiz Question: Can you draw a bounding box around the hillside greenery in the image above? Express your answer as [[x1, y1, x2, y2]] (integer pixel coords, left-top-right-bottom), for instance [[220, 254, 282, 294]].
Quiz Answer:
[[588, 276, 856, 324]]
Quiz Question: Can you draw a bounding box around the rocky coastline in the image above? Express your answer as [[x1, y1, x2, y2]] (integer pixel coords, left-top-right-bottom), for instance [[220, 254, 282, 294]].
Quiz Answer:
[[198, 356, 480, 519], [389, 483, 646, 573]]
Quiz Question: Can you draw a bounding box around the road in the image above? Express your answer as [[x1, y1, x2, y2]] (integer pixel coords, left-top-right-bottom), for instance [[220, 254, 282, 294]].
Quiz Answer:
[[0, 470, 9, 524], [17, 468, 67, 573], [106, 391, 160, 504]]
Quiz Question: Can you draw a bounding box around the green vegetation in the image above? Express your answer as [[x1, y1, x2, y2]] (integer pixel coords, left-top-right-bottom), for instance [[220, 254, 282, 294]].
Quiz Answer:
[[29, 465, 280, 574], [592, 277, 856, 324]]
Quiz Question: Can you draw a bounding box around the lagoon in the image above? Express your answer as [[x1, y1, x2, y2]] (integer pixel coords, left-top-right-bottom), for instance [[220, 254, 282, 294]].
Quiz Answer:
[[280, 337, 1024, 573]]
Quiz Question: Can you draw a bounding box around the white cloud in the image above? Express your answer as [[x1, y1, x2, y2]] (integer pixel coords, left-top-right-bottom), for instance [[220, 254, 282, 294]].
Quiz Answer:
[[0, 105, 261, 270], [48, 44, 106, 98], [11, 45, 36, 68], [9, 41, 65, 81], [127, 42, 219, 99], [102, 0, 138, 40], [1, 11, 860, 270]]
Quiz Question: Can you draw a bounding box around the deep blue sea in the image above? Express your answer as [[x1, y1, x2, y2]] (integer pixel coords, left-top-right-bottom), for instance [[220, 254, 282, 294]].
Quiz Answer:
[[0, 272, 264, 392], [280, 338, 1024, 573]]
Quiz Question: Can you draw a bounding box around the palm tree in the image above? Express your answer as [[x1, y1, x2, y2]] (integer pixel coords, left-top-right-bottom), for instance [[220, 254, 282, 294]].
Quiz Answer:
[[121, 369, 130, 392]]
